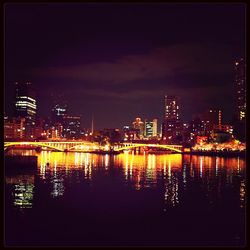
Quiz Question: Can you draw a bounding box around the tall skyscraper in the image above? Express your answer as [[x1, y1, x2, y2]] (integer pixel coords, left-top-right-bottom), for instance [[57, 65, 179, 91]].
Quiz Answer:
[[162, 95, 182, 143], [164, 95, 180, 120], [233, 58, 246, 142], [14, 82, 36, 121], [14, 82, 37, 139], [234, 58, 246, 121]]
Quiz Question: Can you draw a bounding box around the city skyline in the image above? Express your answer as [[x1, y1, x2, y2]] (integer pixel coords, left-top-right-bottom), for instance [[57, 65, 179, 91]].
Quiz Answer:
[[4, 3, 245, 129]]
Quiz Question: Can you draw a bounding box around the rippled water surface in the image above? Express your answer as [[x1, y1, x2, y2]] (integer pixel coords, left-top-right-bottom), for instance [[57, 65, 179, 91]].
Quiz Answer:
[[5, 150, 246, 246]]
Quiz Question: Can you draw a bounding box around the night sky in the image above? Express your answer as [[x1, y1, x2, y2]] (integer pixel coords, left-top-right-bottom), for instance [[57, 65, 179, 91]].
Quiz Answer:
[[4, 3, 245, 129]]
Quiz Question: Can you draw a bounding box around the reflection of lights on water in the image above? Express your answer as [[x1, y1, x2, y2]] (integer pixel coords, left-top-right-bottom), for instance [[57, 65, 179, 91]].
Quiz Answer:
[[130, 152, 134, 176], [81, 153, 85, 167], [51, 177, 65, 198], [124, 152, 129, 180], [54, 158, 57, 174], [75, 152, 79, 165], [215, 157, 218, 176], [164, 174, 179, 211], [240, 181, 245, 208], [183, 164, 186, 186], [200, 157, 203, 178], [105, 154, 109, 169], [13, 183, 34, 208], [163, 158, 167, 177], [237, 157, 240, 173], [168, 159, 171, 180]]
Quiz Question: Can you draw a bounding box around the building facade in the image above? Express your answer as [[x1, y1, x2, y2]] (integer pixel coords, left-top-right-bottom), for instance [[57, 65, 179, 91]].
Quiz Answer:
[[62, 115, 81, 139], [234, 58, 246, 121], [132, 118, 144, 139], [14, 82, 37, 139], [162, 95, 182, 144], [144, 119, 157, 138]]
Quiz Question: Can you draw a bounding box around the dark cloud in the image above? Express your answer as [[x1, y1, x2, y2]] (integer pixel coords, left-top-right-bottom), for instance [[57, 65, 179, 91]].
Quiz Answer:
[[30, 42, 234, 83]]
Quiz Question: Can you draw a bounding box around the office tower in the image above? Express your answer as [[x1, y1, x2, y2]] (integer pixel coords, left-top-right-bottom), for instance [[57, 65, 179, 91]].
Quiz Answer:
[[14, 82, 36, 121], [162, 95, 182, 143], [14, 82, 37, 139], [62, 115, 81, 139], [144, 119, 157, 138], [234, 58, 246, 121], [132, 117, 144, 138]]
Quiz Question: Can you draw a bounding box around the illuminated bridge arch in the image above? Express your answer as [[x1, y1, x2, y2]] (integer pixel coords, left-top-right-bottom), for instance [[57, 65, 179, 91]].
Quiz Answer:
[[4, 141, 64, 152], [4, 141, 100, 152], [116, 143, 183, 153]]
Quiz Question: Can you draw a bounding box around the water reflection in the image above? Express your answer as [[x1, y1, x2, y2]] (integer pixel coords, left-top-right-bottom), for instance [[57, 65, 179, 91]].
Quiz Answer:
[[5, 150, 246, 210], [5, 175, 34, 209], [240, 181, 246, 209]]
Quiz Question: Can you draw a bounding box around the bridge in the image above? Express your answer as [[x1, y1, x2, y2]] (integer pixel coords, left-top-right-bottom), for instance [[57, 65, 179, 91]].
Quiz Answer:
[[114, 143, 182, 153], [4, 141, 183, 153], [4, 141, 102, 152]]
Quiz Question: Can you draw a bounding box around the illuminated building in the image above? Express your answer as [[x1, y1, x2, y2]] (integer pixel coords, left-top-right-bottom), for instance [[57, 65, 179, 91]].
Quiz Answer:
[[162, 95, 182, 144], [132, 118, 145, 139], [47, 123, 64, 139], [234, 58, 246, 121], [233, 58, 246, 142], [196, 135, 208, 145], [213, 124, 233, 134], [4, 117, 26, 140], [14, 82, 36, 121], [62, 115, 81, 139], [51, 103, 67, 123], [144, 119, 157, 138], [123, 126, 140, 141], [202, 109, 222, 131], [164, 95, 180, 120], [14, 82, 37, 139]]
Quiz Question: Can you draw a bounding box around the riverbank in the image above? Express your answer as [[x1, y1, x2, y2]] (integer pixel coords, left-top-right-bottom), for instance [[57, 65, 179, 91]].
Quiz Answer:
[[185, 150, 246, 157]]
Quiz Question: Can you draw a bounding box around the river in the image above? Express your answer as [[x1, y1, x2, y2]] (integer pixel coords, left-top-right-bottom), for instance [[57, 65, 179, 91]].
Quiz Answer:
[[4, 149, 246, 246]]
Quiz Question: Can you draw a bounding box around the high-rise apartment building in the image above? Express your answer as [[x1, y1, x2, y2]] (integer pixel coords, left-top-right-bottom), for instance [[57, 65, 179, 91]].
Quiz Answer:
[[164, 95, 180, 120], [233, 58, 246, 142], [162, 95, 182, 143], [234, 58, 246, 121]]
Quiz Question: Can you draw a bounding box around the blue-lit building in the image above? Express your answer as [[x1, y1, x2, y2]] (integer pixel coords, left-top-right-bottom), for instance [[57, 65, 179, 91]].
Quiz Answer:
[[14, 82, 36, 121], [14, 82, 37, 139]]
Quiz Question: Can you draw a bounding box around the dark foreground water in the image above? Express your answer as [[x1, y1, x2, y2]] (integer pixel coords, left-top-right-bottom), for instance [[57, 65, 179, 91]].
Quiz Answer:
[[5, 150, 246, 247]]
